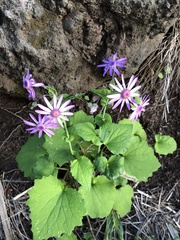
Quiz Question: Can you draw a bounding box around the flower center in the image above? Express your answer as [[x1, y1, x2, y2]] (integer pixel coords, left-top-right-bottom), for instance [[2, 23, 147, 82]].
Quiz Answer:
[[50, 109, 61, 118], [24, 80, 30, 89], [109, 61, 115, 67], [122, 89, 130, 99], [37, 124, 45, 130], [137, 106, 143, 113]]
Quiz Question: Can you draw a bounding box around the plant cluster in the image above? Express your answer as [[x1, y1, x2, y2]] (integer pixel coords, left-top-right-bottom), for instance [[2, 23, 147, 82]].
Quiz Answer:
[[16, 53, 177, 240]]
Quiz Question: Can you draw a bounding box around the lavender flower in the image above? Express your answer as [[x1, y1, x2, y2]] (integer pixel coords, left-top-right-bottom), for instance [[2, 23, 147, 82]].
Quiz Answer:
[[107, 75, 141, 111], [23, 69, 44, 99], [35, 94, 75, 128], [129, 96, 150, 121], [24, 114, 58, 138], [97, 53, 127, 76]]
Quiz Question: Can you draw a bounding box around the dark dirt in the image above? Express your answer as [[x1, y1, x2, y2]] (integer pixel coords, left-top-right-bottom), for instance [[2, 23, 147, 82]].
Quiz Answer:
[[0, 88, 179, 239]]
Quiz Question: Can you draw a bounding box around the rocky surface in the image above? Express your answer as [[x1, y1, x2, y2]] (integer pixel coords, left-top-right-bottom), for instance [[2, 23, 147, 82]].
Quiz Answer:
[[0, 0, 178, 97]]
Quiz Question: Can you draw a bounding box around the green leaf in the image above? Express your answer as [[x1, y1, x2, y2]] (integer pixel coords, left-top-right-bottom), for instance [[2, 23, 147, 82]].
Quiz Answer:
[[16, 135, 47, 179], [90, 88, 111, 97], [101, 123, 133, 154], [70, 156, 94, 189], [164, 66, 171, 74], [43, 85, 58, 97], [119, 118, 147, 140], [155, 134, 177, 155], [95, 113, 112, 126], [57, 232, 78, 240], [27, 175, 86, 239], [79, 176, 116, 218], [32, 157, 55, 178], [158, 72, 164, 79], [94, 156, 107, 174], [43, 127, 75, 167], [72, 122, 101, 146], [113, 185, 134, 217], [123, 136, 161, 181], [105, 155, 124, 180], [83, 232, 93, 240], [69, 110, 94, 126]]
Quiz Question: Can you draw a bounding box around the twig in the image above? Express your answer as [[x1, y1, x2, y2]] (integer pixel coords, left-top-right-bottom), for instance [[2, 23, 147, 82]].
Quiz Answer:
[[86, 215, 96, 240], [13, 187, 32, 201], [0, 125, 21, 149]]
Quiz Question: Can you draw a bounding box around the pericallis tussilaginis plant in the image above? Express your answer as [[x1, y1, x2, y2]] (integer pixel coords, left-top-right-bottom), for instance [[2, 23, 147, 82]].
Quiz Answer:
[[16, 53, 177, 240]]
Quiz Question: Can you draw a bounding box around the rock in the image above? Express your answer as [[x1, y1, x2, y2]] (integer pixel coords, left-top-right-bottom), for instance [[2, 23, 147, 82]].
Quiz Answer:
[[0, 0, 178, 97]]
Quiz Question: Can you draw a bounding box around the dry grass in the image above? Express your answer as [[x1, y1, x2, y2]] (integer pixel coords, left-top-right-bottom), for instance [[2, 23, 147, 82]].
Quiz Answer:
[[122, 183, 180, 240], [136, 20, 180, 121], [0, 171, 32, 240]]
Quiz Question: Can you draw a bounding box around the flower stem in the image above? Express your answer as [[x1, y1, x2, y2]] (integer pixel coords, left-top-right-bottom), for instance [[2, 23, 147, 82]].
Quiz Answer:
[[102, 101, 108, 121], [64, 121, 74, 156]]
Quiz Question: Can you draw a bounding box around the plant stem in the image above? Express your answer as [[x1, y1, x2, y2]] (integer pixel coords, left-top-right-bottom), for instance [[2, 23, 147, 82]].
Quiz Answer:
[[64, 121, 74, 156]]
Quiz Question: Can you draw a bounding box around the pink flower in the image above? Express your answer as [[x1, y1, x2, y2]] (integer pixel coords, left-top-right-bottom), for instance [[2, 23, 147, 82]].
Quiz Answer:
[[24, 114, 58, 138], [129, 96, 150, 121], [35, 94, 75, 128], [107, 75, 141, 111]]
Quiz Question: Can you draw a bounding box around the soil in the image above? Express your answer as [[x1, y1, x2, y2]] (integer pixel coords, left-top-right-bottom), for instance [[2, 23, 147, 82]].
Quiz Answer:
[[0, 88, 179, 239]]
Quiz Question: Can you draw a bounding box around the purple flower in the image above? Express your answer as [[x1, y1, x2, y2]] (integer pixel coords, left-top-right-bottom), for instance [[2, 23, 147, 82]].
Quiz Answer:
[[35, 94, 75, 128], [97, 53, 127, 76], [23, 69, 44, 99], [129, 96, 150, 121], [107, 75, 141, 111], [24, 114, 58, 138]]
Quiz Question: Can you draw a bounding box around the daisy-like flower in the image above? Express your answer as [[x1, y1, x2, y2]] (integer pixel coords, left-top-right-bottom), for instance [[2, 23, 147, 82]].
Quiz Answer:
[[97, 53, 127, 76], [107, 75, 141, 111], [129, 96, 150, 121], [24, 114, 58, 138], [35, 94, 75, 128], [23, 69, 44, 99]]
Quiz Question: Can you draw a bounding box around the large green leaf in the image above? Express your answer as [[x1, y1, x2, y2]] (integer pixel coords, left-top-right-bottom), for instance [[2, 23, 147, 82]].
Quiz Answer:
[[79, 176, 116, 218], [32, 156, 55, 178], [155, 134, 177, 155], [43, 127, 75, 166], [119, 118, 147, 140], [69, 110, 94, 126], [72, 122, 101, 146], [123, 136, 160, 181], [70, 156, 94, 189], [16, 135, 47, 179], [101, 123, 133, 154], [113, 185, 134, 217], [27, 175, 86, 239]]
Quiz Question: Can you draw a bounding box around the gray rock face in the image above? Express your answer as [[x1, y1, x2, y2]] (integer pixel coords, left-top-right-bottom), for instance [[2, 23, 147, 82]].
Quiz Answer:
[[0, 0, 178, 97]]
